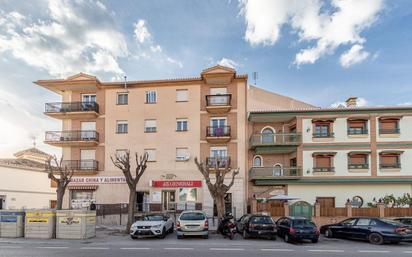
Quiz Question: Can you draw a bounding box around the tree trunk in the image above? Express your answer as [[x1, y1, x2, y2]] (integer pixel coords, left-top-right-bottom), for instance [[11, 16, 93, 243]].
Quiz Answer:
[[56, 186, 64, 210], [126, 189, 136, 233], [215, 194, 226, 222]]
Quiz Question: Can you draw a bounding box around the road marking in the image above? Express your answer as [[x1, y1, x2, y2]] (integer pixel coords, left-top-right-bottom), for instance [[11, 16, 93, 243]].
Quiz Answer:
[[164, 247, 193, 250], [81, 247, 110, 250], [37, 246, 69, 249], [0, 246, 23, 249], [261, 249, 295, 252], [403, 251, 412, 254], [209, 248, 245, 251], [121, 247, 151, 250], [308, 249, 345, 253], [358, 250, 390, 253]]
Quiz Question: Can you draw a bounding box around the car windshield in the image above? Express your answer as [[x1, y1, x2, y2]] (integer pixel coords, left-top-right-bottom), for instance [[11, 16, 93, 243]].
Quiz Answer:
[[293, 219, 315, 228], [137, 215, 164, 221], [251, 216, 273, 224], [180, 212, 205, 221]]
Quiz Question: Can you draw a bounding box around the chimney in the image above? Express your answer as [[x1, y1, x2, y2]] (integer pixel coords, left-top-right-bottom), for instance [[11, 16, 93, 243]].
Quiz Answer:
[[346, 97, 357, 107]]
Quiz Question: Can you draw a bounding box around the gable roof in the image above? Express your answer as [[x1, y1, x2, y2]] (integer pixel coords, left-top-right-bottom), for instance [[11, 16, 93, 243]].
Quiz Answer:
[[66, 72, 98, 81], [0, 158, 46, 170], [14, 147, 51, 159], [201, 65, 236, 75]]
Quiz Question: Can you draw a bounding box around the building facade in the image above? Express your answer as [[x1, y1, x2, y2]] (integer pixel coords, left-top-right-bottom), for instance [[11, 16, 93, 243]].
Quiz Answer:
[[36, 66, 247, 217], [0, 148, 56, 209]]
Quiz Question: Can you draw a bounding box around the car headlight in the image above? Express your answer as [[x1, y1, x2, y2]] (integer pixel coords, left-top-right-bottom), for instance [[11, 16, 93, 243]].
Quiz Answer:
[[152, 224, 162, 228], [131, 224, 138, 229]]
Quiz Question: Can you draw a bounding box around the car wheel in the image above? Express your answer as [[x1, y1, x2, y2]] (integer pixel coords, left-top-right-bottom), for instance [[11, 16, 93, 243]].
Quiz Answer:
[[325, 229, 333, 238], [284, 233, 292, 243], [242, 230, 249, 239], [177, 235, 183, 239], [311, 239, 318, 243], [168, 224, 174, 233], [368, 233, 384, 245], [160, 228, 166, 239], [131, 235, 137, 240], [271, 235, 277, 240]]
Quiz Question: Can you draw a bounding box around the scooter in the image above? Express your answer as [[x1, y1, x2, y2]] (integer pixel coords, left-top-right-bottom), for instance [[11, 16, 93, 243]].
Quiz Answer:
[[219, 214, 237, 240]]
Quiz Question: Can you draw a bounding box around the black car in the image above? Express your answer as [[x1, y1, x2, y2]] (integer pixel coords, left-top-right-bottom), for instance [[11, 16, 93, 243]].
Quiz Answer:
[[393, 217, 412, 227], [320, 217, 412, 245], [276, 216, 319, 243], [238, 214, 277, 240]]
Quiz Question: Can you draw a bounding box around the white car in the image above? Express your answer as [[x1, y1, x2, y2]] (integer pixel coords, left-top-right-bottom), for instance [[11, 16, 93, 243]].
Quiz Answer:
[[130, 213, 174, 239], [176, 210, 209, 239]]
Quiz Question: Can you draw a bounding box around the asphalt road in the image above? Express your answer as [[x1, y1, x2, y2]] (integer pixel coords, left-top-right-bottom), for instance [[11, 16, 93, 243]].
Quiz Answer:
[[1, 231, 412, 257]]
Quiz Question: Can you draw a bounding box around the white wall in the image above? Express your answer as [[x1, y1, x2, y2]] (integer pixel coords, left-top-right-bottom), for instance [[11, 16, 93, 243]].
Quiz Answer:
[[377, 116, 412, 142]]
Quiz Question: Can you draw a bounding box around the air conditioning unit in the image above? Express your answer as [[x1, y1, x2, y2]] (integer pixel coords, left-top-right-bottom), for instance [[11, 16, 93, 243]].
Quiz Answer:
[[176, 154, 190, 161]]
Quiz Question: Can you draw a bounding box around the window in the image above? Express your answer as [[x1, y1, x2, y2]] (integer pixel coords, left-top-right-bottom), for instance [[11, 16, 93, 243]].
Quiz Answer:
[[379, 152, 402, 169], [144, 119, 157, 133], [348, 153, 369, 169], [82, 94, 96, 103], [379, 118, 400, 134], [116, 149, 129, 159], [144, 149, 156, 162], [179, 188, 197, 202], [313, 122, 333, 138], [347, 119, 368, 135], [253, 156, 262, 167], [176, 89, 188, 102], [116, 121, 128, 134], [313, 153, 335, 172], [145, 90, 157, 103], [261, 127, 275, 143], [356, 218, 371, 226], [209, 147, 228, 168], [117, 93, 128, 105], [176, 148, 189, 161], [340, 218, 357, 226], [176, 119, 188, 131]]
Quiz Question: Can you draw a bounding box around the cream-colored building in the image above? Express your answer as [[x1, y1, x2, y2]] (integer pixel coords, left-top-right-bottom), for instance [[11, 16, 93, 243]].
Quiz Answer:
[[36, 66, 247, 217], [0, 148, 56, 209]]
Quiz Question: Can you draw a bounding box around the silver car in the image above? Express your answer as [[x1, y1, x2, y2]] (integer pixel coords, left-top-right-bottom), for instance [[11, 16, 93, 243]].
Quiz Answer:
[[176, 211, 209, 239], [130, 213, 174, 239]]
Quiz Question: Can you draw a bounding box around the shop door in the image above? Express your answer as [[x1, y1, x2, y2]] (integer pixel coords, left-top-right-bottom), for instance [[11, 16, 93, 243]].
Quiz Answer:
[[162, 191, 176, 211], [136, 192, 149, 212]]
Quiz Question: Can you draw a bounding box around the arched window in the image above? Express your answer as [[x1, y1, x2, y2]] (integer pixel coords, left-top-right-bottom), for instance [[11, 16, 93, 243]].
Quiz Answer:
[[273, 164, 283, 176], [261, 127, 275, 144], [253, 156, 262, 167]]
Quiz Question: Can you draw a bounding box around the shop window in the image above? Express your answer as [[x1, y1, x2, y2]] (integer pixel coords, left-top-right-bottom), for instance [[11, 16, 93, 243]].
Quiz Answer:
[[348, 153, 369, 169], [347, 119, 368, 135], [70, 190, 94, 209], [179, 188, 197, 202], [379, 118, 400, 134]]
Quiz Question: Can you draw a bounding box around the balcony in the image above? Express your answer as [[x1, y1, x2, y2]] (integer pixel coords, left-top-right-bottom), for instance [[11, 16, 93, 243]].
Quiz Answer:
[[348, 163, 369, 170], [45, 130, 99, 146], [249, 166, 302, 181], [206, 157, 231, 170], [62, 160, 99, 174], [206, 126, 231, 143], [313, 167, 335, 173], [45, 102, 99, 119], [205, 94, 231, 113], [249, 133, 301, 154]]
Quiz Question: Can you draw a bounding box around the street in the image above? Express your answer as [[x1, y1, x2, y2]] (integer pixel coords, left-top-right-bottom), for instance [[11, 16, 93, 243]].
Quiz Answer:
[[1, 229, 412, 257]]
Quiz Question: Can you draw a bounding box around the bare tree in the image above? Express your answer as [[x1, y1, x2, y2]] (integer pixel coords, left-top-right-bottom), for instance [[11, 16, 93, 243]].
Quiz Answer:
[[45, 156, 75, 210], [194, 157, 239, 221], [111, 151, 148, 233]]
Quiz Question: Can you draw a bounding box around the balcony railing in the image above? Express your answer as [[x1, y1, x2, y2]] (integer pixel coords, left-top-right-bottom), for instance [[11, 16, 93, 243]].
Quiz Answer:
[[250, 133, 301, 147], [313, 167, 335, 173], [348, 163, 369, 169], [206, 94, 231, 106], [313, 132, 335, 138], [206, 157, 231, 169], [45, 130, 99, 142], [249, 166, 302, 180], [206, 126, 231, 137], [380, 163, 401, 169], [347, 128, 368, 135], [62, 160, 99, 172], [45, 102, 99, 113], [379, 129, 400, 134]]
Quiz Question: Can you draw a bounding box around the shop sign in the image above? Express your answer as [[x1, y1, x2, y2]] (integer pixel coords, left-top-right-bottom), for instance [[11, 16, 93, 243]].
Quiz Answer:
[[151, 180, 202, 188], [70, 176, 126, 184], [0, 216, 17, 223], [59, 217, 81, 225], [27, 218, 48, 223]]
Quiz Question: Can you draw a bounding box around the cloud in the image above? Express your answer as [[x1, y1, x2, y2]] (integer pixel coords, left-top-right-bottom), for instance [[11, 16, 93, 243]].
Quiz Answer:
[[134, 19, 151, 44], [0, 0, 128, 78], [239, 0, 383, 67], [340, 44, 370, 68], [330, 97, 369, 108], [398, 102, 412, 106], [218, 58, 239, 69]]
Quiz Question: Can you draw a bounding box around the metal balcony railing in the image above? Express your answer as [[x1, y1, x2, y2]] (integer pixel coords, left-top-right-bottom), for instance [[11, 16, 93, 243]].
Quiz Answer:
[[250, 133, 301, 146], [62, 160, 99, 171], [45, 102, 99, 113], [206, 157, 231, 169], [313, 132, 335, 138], [348, 163, 369, 169], [347, 128, 368, 135], [379, 129, 400, 134], [206, 126, 231, 137], [313, 167, 335, 173], [380, 163, 401, 169], [45, 130, 99, 142], [249, 166, 302, 179], [206, 94, 231, 106]]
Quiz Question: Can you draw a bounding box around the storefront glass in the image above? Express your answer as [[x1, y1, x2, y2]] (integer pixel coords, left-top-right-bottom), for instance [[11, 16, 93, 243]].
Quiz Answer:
[[179, 188, 197, 202]]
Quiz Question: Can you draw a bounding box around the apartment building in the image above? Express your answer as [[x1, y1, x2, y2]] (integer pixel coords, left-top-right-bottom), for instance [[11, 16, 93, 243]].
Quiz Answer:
[[35, 65, 247, 217], [248, 93, 412, 209]]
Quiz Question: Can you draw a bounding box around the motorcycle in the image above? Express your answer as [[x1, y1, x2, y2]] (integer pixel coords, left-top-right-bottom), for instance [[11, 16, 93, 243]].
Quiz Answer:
[[219, 214, 237, 240]]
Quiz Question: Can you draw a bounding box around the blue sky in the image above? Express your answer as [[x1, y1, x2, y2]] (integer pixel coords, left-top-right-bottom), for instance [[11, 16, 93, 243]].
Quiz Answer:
[[0, 0, 411, 156]]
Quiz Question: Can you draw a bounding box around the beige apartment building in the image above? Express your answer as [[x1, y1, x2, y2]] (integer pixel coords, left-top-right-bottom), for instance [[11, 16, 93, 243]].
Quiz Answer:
[[36, 66, 248, 217]]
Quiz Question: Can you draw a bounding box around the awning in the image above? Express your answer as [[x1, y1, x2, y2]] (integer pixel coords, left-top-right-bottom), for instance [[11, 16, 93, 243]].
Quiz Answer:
[[312, 152, 337, 157], [68, 185, 98, 190]]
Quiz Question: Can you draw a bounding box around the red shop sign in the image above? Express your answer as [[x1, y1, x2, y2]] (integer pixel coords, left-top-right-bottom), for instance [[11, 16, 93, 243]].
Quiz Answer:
[[152, 180, 202, 188]]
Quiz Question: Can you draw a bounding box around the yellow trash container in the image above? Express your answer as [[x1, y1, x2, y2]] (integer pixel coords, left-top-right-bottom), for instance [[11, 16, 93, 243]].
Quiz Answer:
[[24, 210, 56, 239]]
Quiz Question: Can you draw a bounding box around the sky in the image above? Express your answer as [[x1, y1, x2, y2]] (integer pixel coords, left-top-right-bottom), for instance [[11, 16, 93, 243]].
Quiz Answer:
[[0, 0, 411, 157]]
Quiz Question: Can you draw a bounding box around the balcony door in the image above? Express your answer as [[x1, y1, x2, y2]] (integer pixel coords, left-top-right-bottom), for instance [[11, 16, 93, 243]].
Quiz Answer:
[[261, 127, 275, 144], [210, 118, 227, 136], [80, 149, 95, 170], [210, 147, 228, 167], [81, 121, 96, 140], [82, 94, 96, 103], [209, 87, 227, 105]]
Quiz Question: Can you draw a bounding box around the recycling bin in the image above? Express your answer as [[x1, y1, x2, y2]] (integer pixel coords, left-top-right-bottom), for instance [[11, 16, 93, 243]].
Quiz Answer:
[[24, 209, 56, 239], [56, 210, 96, 239], [0, 210, 25, 238]]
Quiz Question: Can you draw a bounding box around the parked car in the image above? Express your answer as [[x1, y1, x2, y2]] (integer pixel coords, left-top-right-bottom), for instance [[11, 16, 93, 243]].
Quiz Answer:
[[176, 210, 208, 239], [130, 213, 174, 239], [238, 214, 277, 240], [276, 216, 319, 243], [393, 217, 412, 227], [236, 214, 251, 233], [320, 217, 412, 245]]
